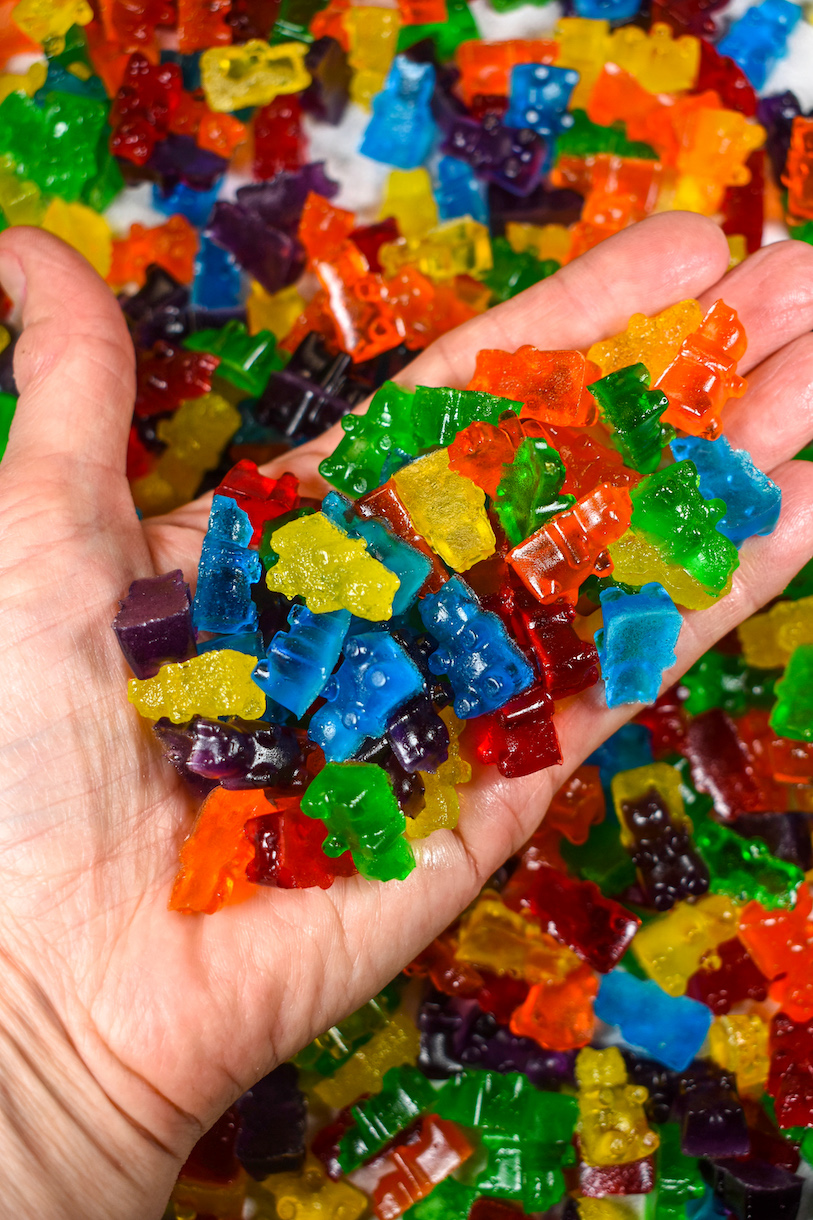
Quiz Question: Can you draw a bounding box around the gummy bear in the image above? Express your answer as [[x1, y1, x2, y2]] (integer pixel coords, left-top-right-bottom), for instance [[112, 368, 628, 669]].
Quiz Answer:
[[596, 583, 683, 708], [192, 496, 262, 636], [656, 299, 748, 440], [392, 449, 497, 573], [128, 649, 265, 723], [301, 761, 415, 881]]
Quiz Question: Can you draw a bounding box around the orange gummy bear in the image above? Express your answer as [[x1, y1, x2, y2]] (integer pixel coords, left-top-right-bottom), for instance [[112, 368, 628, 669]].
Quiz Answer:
[[169, 787, 266, 914], [656, 298, 747, 439], [299, 191, 357, 263], [467, 348, 597, 427], [510, 961, 599, 1050], [784, 116, 813, 224], [739, 886, 813, 1022], [109, 215, 198, 288], [455, 38, 558, 105], [448, 412, 542, 497], [177, 0, 232, 53], [507, 482, 633, 603]]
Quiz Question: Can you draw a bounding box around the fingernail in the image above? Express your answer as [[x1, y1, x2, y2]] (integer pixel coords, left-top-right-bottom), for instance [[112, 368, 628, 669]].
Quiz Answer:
[[0, 249, 27, 314]]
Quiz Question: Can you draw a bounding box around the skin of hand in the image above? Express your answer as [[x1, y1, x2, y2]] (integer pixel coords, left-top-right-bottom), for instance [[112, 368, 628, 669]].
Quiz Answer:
[[0, 214, 812, 1218]]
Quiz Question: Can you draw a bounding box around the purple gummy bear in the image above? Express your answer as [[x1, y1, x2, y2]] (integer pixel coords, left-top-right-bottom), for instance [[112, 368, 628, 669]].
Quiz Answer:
[[757, 90, 804, 184], [206, 202, 305, 294], [152, 720, 219, 800], [732, 810, 813, 871], [386, 694, 450, 773], [235, 1063, 306, 1179], [704, 1158, 803, 1220], [440, 113, 546, 197], [487, 180, 584, 235], [677, 1066, 750, 1158], [148, 133, 228, 193], [302, 37, 352, 126], [254, 331, 369, 443], [182, 717, 307, 789], [236, 163, 339, 237], [119, 267, 190, 349], [112, 570, 196, 679]]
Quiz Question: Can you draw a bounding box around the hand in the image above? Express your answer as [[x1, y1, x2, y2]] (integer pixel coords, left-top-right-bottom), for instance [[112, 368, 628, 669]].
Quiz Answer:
[[0, 213, 811, 1219]]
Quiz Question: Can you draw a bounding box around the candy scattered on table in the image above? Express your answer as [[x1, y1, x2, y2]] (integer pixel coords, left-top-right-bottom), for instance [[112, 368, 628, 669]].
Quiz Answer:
[[2, 0, 811, 1211]]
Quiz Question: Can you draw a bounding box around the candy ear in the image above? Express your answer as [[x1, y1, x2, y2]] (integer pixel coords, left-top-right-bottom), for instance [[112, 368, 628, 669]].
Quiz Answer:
[[0, 227, 135, 479]]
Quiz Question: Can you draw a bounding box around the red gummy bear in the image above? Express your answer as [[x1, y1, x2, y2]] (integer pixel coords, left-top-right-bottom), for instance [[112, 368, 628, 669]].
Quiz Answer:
[[110, 51, 183, 165], [216, 460, 300, 545], [135, 341, 220, 418]]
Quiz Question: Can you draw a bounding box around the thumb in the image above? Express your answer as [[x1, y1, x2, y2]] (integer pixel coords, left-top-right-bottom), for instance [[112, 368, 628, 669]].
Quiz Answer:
[[0, 227, 135, 484]]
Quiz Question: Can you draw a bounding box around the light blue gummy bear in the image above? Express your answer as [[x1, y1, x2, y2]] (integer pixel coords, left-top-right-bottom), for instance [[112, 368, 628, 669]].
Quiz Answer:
[[192, 495, 261, 635], [321, 491, 431, 615], [309, 632, 425, 760], [253, 604, 351, 719], [434, 156, 489, 225], [596, 582, 682, 708], [419, 576, 535, 719], [153, 180, 221, 228], [192, 234, 243, 310], [595, 970, 712, 1072], [504, 64, 579, 169], [717, 0, 802, 90], [360, 55, 437, 169], [671, 435, 781, 547], [573, 0, 641, 20]]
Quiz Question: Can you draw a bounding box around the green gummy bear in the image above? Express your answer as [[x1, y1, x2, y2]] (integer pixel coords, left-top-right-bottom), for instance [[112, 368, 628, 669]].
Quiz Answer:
[[494, 435, 574, 546], [680, 650, 780, 717], [397, 0, 480, 60], [184, 321, 285, 396], [483, 237, 559, 304], [0, 391, 16, 461], [771, 644, 813, 742], [695, 820, 803, 910], [589, 362, 674, 474], [561, 818, 637, 896], [556, 110, 658, 160], [0, 91, 107, 202], [790, 220, 813, 247], [404, 1176, 477, 1220], [411, 384, 520, 449], [270, 0, 326, 42], [300, 761, 415, 881], [437, 1069, 577, 1140], [337, 1064, 437, 1172], [784, 556, 813, 601], [319, 381, 416, 497], [293, 982, 402, 1075], [644, 1124, 705, 1220], [82, 137, 124, 213], [630, 460, 739, 594], [475, 1134, 569, 1213]]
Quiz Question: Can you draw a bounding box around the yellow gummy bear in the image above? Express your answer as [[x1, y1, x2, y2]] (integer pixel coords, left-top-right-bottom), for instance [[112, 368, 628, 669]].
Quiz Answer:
[[132, 392, 241, 516], [576, 1047, 660, 1168], [673, 110, 766, 216], [379, 218, 493, 282], [255, 1156, 367, 1220], [506, 221, 572, 265], [0, 326, 9, 356], [200, 40, 311, 112], [607, 22, 700, 94], [12, 0, 92, 49], [247, 280, 304, 338], [393, 448, 496, 572], [608, 529, 729, 610], [738, 594, 813, 669], [379, 168, 439, 239], [42, 199, 113, 278], [588, 299, 703, 381], [555, 17, 611, 109], [708, 1013, 769, 1097], [0, 164, 44, 226], [578, 1200, 639, 1220], [128, 650, 265, 723], [457, 891, 581, 982], [632, 894, 740, 996], [346, 6, 401, 109], [727, 234, 747, 268], [611, 762, 690, 848], [0, 61, 46, 105], [265, 512, 400, 620], [313, 1009, 419, 1109], [407, 708, 471, 839]]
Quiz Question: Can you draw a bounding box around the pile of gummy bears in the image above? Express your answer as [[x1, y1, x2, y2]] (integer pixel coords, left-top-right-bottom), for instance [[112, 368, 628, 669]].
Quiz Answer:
[[1, 0, 813, 1211]]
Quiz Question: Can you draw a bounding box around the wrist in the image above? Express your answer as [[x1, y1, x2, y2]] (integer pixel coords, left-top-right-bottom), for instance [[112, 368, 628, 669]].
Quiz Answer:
[[0, 944, 190, 1220]]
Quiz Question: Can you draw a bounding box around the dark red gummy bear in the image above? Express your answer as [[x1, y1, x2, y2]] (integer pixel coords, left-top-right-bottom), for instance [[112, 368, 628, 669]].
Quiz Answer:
[[135, 340, 220, 417], [245, 801, 355, 888]]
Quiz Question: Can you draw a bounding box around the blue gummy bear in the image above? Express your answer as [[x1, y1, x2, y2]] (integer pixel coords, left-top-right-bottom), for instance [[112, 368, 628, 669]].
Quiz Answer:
[[595, 970, 712, 1072], [192, 233, 243, 310], [418, 576, 535, 719], [192, 495, 262, 635], [596, 582, 682, 708], [321, 492, 431, 615], [670, 435, 781, 548], [152, 180, 221, 227], [717, 0, 802, 90], [309, 632, 425, 760], [504, 64, 579, 169], [198, 630, 264, 656], [434, 156, 489, 225], [573, 0, 641, 20], [253, 604, 351, 719], [687, 1191, 732, 1220], [360, 55, 437, 170]]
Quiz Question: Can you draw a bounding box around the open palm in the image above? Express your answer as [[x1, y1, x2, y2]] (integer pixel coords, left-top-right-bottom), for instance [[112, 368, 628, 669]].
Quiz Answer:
[[0, 213, 812, 1219]]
